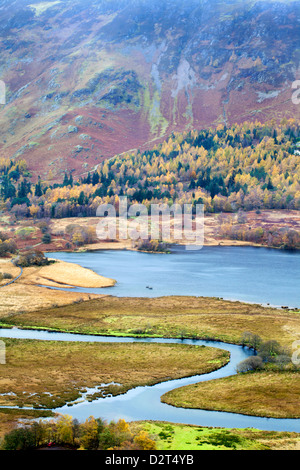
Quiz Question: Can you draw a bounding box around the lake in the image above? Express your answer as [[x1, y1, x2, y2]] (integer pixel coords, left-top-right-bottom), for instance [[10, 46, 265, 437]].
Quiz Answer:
[[47, 246, 300, 309]]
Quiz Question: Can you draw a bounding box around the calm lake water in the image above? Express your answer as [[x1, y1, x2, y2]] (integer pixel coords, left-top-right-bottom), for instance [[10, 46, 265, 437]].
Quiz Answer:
[[48, 246, 300, 308]]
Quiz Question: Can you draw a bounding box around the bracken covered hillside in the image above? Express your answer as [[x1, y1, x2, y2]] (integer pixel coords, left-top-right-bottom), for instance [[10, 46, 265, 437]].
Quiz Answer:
[[0, 0, 299, 181]]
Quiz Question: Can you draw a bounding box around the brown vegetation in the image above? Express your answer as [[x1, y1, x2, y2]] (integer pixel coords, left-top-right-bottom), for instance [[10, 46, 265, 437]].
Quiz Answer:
[[21, 260, 116, 289], [1, 209, 300, 255], [1, 296, 299, 348], [161, 372, 300, 419], [0, 338, 229, 410], [0, 258, 115, 316]]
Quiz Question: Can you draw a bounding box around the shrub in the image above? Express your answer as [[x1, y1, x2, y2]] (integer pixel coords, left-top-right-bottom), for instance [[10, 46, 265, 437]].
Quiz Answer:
[[36, 220, 51, 233], [241, 332, 262, 350], [67, 225, 97, 246], [257, 340, 284, 363], [42, 233, 52, 244], [197, 430, 243, 449], [136, 238, 169, 253], [2, 428, 36, 450], [2, 272, 13, 280], [14, 250, 50, 268], [0, 238, 17, 256], [16, 227, 36, 240], [236, 356, 264, 373], [0, 231, 8, 242]]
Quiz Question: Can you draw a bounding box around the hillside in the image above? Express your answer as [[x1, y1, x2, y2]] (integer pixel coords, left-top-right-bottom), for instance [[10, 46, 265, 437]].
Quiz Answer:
[[1, 120, 300, 250], [0, 0, 299, 182]]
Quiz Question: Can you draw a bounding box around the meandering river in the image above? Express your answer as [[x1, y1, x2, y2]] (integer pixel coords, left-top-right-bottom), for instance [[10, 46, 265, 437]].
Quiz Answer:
[[0, 327, 299, 432], [1, 246, 300, 431]]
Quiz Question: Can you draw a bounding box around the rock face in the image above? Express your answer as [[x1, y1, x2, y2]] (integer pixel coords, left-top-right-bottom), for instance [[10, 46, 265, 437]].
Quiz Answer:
[[0, 0, 299, 180]]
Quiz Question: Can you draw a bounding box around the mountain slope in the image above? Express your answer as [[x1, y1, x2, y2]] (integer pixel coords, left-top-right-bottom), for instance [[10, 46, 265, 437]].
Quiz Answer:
[[0, 0, 299, 181]]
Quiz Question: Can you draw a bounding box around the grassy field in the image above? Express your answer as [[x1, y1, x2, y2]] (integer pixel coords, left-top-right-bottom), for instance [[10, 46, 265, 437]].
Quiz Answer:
[[0, 338, 229, 410], [1, 295, 299, 348], [133, 421, 300, 450], [33, 210, 300, 250], [161, 371, 300, 419]]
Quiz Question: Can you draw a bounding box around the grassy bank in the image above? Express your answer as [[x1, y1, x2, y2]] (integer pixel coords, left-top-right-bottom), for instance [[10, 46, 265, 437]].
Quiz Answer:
[[161, 371, 300, 419], [1, 296, 299, 348], [21, 259, 116, 289], [0, 338, 229, 410]]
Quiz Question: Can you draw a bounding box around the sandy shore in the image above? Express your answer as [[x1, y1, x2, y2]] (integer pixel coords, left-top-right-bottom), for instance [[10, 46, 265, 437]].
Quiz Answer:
[[22, 259, 116, 289], [0, 259, 115, 317]]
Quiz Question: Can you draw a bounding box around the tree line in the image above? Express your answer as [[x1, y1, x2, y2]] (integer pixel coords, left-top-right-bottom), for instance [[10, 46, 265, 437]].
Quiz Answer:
[[237, 332, 298, 373], [1, 119, 299, 219], [1, 416, 157, 451]]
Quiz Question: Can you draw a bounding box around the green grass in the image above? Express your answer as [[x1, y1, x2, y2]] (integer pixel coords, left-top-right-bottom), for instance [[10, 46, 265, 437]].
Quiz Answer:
[[133, 421, 300, 450]]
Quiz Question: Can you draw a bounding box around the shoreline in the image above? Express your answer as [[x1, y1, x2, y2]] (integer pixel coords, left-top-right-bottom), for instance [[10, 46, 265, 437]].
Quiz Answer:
[[0, 259, 114, 317], [44, 239, 297, 255], [1, 209, 299, 256]]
